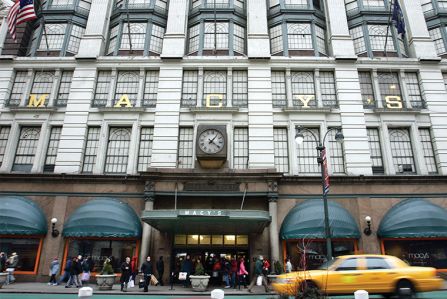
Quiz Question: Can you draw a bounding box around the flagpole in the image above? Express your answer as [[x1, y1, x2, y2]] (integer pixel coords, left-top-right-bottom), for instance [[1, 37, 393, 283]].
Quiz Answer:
[[383, 0, 394, 57]]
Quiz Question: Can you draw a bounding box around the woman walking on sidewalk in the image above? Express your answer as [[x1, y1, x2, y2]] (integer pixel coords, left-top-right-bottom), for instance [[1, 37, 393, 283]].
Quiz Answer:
[[120, 257, 132, 292], [48, 257, 60, 286], [237, 257, 248, 290]]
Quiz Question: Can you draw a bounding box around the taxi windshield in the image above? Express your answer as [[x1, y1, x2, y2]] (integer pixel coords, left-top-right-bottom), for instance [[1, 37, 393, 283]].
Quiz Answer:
[[318, 258, 338, 270]]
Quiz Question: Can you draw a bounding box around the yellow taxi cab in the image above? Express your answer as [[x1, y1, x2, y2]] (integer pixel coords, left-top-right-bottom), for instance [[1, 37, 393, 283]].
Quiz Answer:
[[272, 254, 443, 298]]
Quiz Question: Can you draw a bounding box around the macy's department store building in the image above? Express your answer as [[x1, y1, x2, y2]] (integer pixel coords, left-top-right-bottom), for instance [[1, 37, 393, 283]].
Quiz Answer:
[[1, 0, 447, 282]]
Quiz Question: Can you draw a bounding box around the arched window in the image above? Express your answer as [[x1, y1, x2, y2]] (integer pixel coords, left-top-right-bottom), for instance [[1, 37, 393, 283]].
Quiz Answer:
[[105, 128, 132, 174], [389, 128, 415, 174]]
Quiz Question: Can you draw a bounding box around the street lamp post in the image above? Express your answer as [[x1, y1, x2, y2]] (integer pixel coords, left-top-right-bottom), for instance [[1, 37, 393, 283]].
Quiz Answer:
[[295, 127, 344, 262]]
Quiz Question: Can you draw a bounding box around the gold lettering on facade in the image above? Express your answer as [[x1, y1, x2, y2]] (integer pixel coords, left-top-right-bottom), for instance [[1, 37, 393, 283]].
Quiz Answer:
[[205, 94, 223, 108], [27, 94, 48, 107], [294, 95, 315, 108], [385, 96, 403, 109], [114, 95, 133, 108]]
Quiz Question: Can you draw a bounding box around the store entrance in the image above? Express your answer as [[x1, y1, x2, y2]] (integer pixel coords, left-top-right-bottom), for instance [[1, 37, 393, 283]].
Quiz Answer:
[[173, 248, 250, 286]]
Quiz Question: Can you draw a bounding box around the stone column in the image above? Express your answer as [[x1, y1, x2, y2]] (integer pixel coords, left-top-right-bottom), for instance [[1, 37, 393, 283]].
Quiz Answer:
[[246, 0, 270, 58], [139, 181, 155, 265], [268, 181, 280, 264], [161, 0, 189, 58], [325, 0, 356, 59]]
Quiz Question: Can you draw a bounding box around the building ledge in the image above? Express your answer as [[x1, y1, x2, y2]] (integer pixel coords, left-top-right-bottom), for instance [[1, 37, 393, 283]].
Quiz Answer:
[[283, 107, 333, 113], [190, 107, 240, 113]]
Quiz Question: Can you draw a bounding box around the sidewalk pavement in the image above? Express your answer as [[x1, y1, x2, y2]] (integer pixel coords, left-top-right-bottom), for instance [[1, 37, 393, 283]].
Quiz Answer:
[[0, 282, 273, 296]]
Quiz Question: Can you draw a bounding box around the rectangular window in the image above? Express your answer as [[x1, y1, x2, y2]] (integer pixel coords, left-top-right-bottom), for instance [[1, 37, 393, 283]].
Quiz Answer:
[[107, 25, 119, 55], [143, 71, 159, 107], [368, 25, 394, 52], [350, 26, 366, 55], [137, 127, 154, 172], [419, 128, 438, 174], [363, 0, 385, 8], [272, 71, 287, 107], [232, 70, 247, 107], [203, 71, 227, 107], [367, 128, 384, 174], [8, 71, 28, 107], [121, 23, 147, 50], [92, 71, 112, 107], [67, 25, 85, 54], [233, 24, 245, 54], [421, 0, 434, 13], [105, 128, 132, 174], [82, 127, 100, 173], [233, 127, 248, 169], [320, 72, 337, 107], [296, 127, 319, 174], [114, 71, 139, 107], [181, 70, 198, 107], [274, 128, 289, 173], [12, 127, 41, 172], [44, 127, 62, 172], [327, 128, 345, 174], [0, 238, 41, 272], [30, 71, 55, 106], [315, 25, 326, 55], [0, 126, 11, 167], [428, 28, 446, 56], [269, 25, 283, 54], [389, 128, 416, 174], [287, 23, 312, 50], [405, 73, 425, 109], [188, 24, 200, 54], [55, 71, 73, 106], [204, 22, 229, 50], [149, 24, 165, 54], [378, 72, 403, 108], [178, 127, 194, 168], [438, 0, 447, 10], [359, 72, 375, 108], [345, 0, 358, 13], [291, 72, 316, 108]]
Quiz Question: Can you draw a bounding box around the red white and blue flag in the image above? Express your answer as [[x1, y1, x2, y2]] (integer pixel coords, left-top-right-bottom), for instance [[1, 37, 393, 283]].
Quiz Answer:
[[6, 0, 37, 40]]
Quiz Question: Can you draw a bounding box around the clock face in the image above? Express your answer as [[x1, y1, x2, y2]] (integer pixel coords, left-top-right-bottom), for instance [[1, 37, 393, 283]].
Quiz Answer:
[[198, 129, 225, 154]]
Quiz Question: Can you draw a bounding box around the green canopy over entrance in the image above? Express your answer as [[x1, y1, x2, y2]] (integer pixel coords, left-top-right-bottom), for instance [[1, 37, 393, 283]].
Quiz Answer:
[[280, 199, 360, 240], [63, 197, 142, 238], [0, 196, 47, 235], [378, 198, 447, 238], [141, 209, 271, 234]]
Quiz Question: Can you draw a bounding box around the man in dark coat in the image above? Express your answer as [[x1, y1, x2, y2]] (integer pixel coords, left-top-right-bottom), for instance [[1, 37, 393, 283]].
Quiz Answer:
[[0, 252, 6, 272], [140, 256, 153, 292], [65, 257, 81, 288], [120, 257, 132, 292], [180, 255, 193, 288], [156, 256, 164, 286], [247, 255, 269, 293]]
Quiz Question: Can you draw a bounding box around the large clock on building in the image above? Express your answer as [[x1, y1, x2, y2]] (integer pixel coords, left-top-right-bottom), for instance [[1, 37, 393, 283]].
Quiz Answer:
[[196, 125, 227, 169]]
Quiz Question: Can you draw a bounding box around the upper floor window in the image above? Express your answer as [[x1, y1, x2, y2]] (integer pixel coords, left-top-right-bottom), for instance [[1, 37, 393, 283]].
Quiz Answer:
[[273, 128, 289, 173], [350, 24, 406, 58], [419, 128, 438, 174], [138, 127, 154, 172], [188, 21, 246, 56], [367, 128, 384, 174], [44, 127, 62, 173], [29, 23, 86, 56], [6, 70, 74, 108], [116, 0, 168, 10], [233, 127, 249, 169], [428, 27, 447, 57], [47, 0, 92, 15], [12, 127, 41, 172], [105, 127, 132, 174], [181, 69, 248, 108], [389, 128, 415, 174], [92, 70, 159, 108], [107, 22, 165, 56], [82, 127, 100, 173], [178, 127, 194, 168], [191, 0, 244, 10], [0, 127, 11, 168], [269, 22, 327, 56]]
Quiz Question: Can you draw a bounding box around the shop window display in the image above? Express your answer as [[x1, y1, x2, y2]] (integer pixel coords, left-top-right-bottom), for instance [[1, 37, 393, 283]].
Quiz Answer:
[[0, 238, 41, 272], [66, 239, 138, 273], [286, 239, 357, 270], [383, 240, 447, 269]]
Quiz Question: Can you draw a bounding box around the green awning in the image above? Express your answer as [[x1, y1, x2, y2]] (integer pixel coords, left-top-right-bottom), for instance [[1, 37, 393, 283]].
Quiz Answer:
[[280, 199, 360, 240], [378, 198, 447, 238], [141, 209, 271, 234], [0, 196, 47, 235], [63, 197, 142, 238]]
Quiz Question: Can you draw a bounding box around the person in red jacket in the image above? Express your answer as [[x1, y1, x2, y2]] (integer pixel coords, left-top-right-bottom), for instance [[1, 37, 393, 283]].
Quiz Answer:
[[130, 256, 138, 286]]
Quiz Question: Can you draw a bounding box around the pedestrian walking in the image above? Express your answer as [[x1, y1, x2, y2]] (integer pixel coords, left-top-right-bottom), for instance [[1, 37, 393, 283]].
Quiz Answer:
[[180, 255, 193, 288], [65, 256, 82, 288], [81, 256, 91, 284], [237, 257, 248, 290], [222, 257, 231, 288], [247, 255, 269, 293], [140, 256, 153, 292], [156, 256, 164, 286], [285, 258, 292, 273], [120, 257, 132, 292], [0, 252, 7, 272], [130, 256, 138, 287], [58, 257, 71, 284], [230, 256, 238, 288], [6, 252, 19, 284], [48, 257, 60, 285]]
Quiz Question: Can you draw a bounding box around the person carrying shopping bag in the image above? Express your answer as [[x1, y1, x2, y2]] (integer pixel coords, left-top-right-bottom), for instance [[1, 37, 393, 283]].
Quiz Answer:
[[140, 256, 153, 292], [48, 257, 60, 286], [120, 257, 132, 292]]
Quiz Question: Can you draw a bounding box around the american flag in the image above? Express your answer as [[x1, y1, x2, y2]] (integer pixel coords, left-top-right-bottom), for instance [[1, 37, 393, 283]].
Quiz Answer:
[[6, 0, 37, 40]]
